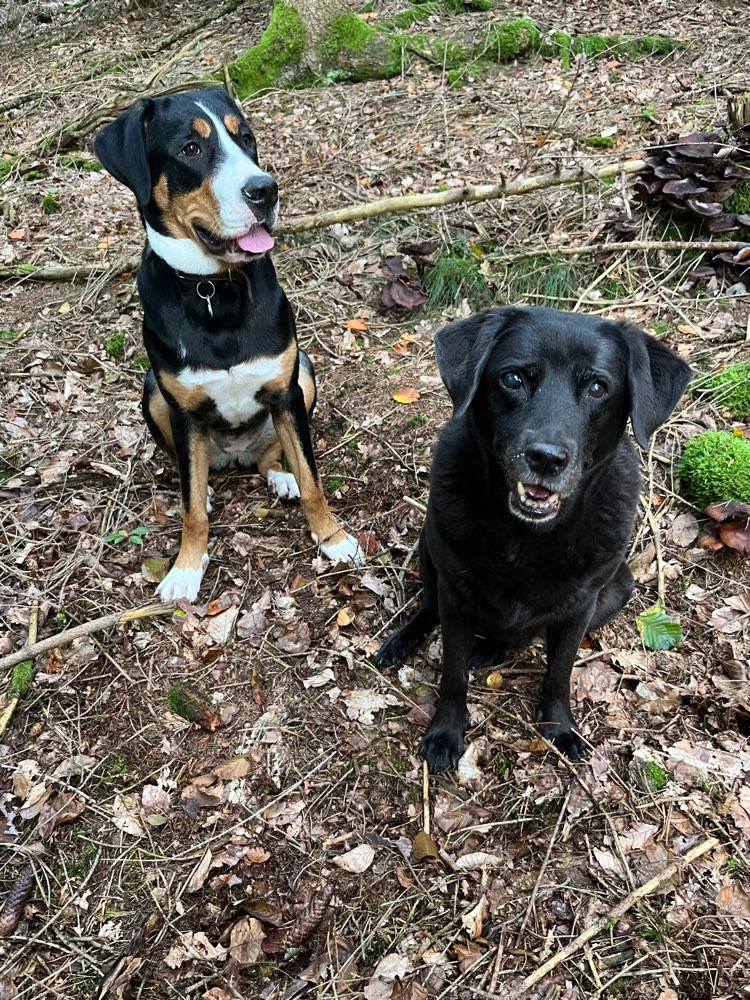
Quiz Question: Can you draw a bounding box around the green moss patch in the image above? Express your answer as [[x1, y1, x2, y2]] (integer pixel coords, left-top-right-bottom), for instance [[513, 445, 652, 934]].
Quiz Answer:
[[694, 363, 750, 419], [228, 2, 307, 99], [678, 431, 750, 508], [725, 181, 750, 216], [10, 660, 33, 697]]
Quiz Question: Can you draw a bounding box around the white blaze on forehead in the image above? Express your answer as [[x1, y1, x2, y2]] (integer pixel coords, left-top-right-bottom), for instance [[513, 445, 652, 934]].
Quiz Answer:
[[195, 100, 274, 234]]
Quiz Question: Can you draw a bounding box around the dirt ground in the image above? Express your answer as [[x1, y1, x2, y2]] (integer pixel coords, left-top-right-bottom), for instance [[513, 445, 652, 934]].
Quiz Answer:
[[1, 1, 749, 998]]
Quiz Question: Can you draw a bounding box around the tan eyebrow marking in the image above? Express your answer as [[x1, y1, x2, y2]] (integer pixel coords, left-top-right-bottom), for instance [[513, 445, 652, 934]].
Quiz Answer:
[[223, 114, 240, 135], [191, 117, 211, 138]]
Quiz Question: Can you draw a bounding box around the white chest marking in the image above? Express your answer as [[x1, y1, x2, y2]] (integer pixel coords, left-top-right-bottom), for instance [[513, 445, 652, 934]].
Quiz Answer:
[[180, 356, 283, 425]]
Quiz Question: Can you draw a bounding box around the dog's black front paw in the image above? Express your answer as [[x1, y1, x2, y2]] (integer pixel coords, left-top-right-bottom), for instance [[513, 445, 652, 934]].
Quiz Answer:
[[374, 627, 418, 667], [536, 703, 585, 761], [419, 705, 468, 773]]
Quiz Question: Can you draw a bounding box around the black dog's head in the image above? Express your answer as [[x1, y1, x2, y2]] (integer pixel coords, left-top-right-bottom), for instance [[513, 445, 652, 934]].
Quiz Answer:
[[94, 87, 278, 273], [435, 307, 693, 527]]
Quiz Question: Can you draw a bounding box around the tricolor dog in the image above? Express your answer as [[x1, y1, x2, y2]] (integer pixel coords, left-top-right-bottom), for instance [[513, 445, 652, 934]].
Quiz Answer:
[[375, 307, 692, 773], [94, 88, 363, 602]]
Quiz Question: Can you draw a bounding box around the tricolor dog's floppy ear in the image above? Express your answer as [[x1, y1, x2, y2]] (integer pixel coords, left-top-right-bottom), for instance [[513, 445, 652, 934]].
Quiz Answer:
[[435, 307, 519, 417], [93, 99, 154, 207], [615, 322, 693, 448]]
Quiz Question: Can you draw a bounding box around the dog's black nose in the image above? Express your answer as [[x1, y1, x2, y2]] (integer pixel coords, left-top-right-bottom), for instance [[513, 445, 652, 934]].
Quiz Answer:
[[241, 176, 278, 210], [525, 443, 570, 476]]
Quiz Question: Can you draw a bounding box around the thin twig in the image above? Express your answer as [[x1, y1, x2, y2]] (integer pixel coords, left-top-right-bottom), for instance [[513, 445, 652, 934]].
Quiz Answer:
[[502, 837, 718, 1000], [0, 603, 175, 672]]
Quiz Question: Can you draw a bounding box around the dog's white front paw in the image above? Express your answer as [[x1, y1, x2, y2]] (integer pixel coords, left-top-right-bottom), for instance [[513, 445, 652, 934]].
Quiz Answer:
[[156, 556, 208, 603], [267, 469, 300, 500], [318, 532, 365, 566]]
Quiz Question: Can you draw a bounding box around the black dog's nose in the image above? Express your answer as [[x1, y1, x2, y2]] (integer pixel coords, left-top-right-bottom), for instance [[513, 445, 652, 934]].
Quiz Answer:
[[241, 176, 278, 209], [525, 442, 570, 477]]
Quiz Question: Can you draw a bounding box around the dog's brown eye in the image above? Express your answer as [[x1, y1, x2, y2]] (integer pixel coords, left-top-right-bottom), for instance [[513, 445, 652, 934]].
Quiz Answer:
[[183, 142, 201, 157], [501, 371, 523, 390], [240, 133, 254, 149], [589, 381, 607, 398]]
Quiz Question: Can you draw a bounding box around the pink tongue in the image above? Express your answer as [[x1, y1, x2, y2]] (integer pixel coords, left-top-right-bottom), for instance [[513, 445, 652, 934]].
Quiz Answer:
[[523, 483, 552, 500], [237, 227, 275, 253]]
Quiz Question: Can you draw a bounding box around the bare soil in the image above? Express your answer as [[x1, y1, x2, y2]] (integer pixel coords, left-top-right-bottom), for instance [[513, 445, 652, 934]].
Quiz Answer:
[[1, 2, 749, 999]]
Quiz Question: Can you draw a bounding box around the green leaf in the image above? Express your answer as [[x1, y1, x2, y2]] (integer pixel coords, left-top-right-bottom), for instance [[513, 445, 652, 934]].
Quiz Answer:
[[636, 604, 683, 651], [130, 526, 149, 537], [142, 557, 170, 583], [104, 531, 126, 544]]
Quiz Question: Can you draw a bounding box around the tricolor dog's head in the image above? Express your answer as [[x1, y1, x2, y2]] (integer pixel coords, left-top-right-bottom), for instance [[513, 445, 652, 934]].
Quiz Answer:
[[436, 307, 693, 529], [94, 87, 278, 274]]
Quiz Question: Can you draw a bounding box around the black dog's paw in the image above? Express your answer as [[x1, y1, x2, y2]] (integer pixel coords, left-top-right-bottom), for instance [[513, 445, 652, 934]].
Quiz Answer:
[[419, 705, 469, 773], [536, 703, 585, 761], [374, 627, 419, 667]]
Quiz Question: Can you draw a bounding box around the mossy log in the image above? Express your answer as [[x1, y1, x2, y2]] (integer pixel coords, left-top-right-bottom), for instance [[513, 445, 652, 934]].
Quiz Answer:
[[228, 6, 682, 100]]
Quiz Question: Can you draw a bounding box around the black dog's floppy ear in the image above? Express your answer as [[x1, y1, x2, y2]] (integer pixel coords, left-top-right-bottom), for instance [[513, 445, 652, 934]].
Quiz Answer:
[[93, 99, 154, 207], [435, 307, 517, 417], [618, 322, 693, 448]]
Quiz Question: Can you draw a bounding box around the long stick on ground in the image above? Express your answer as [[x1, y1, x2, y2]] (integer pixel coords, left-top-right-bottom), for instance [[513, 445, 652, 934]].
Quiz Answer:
[[502, 836, 718, 1000], [0, 158, 648, 282], [0, 603, 175, 672], [279, 158, 648, 234]]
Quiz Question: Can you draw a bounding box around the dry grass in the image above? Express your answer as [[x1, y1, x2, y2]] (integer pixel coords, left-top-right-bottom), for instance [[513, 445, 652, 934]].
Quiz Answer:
[[1, 2, 749, 998]]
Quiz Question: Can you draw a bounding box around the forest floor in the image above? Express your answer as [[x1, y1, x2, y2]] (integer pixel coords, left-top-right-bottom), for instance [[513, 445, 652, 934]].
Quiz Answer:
[[1, 1, 749, 998]]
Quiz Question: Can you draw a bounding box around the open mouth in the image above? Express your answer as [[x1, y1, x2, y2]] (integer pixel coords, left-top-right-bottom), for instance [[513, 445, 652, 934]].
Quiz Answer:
[[509, 481, 562, 522], [194, 223, 275, 258]]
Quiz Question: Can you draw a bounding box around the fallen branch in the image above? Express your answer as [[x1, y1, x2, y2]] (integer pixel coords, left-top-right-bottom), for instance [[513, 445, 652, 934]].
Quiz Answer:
[[4, 159, 747, 285], [495, 238, 748, 264], [0, 262, 138, 282], [502, 836, 718, 1000], [0, 602, 175, 672], [280, 158, 648, 233]]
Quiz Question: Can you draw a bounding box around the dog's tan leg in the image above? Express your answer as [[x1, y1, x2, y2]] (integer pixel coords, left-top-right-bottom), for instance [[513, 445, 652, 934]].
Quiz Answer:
[[271, 387, 363, 565], [156, 417, 211, 602]]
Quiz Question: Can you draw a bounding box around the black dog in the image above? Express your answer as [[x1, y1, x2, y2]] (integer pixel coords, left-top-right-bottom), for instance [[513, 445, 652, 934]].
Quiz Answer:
[[376, 307, 692, 773], [94, 87, 363, 602]]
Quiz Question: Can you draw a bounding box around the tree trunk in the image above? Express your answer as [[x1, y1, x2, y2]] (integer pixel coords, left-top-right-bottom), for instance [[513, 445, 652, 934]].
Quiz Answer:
[[294, 0, 343, 71]]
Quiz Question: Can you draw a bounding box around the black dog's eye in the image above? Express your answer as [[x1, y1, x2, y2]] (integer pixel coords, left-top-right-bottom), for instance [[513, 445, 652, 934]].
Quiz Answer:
[[182, 141, 201, 157], [501, 371, 523, 390], [240, 133, 254, 150], [588, 380, 607, 398]]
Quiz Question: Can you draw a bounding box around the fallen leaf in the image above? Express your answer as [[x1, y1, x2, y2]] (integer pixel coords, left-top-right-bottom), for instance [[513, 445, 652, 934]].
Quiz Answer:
[[342, 688, 398, 724], [8, 229, 25, 240], [454, 851, 503, 871], [35, 792, 85, 840], [206, 592, 237, 616], [453, 941, 484, 971], [333, 843, 375, 873], [212, 757, 251, 780], [302, 668, 335, 689], [670, 512, 700, 547], [461, 895, 488, 939], [347, 317, 368, 332], [141, 557, 170, 583], [337, 606, 354, 627], [112, 794, 146, 838], [164, 931, 227, 968], [486, 671, 503, 690], [413, 831, 440, 861], [229, 916, 265, 965], [58, 301, 71, 315], [205, 605, 238, 645], [392, 386, 420, 405], [715, 883, 750, 917], [457, 740, 485, 789], [186, 848, 213, 892]]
